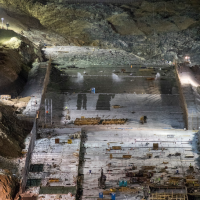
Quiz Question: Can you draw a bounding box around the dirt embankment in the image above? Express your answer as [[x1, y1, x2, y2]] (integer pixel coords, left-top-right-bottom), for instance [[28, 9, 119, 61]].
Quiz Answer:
[[0, 174, 18, 200]]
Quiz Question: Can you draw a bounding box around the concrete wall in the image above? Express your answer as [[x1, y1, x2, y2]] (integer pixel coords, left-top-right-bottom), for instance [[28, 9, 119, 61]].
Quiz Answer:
[[21, 119, 37, 193], [40, 59, 52, 105], [21, 60, 52, 193], [175, 62, 188, 130]]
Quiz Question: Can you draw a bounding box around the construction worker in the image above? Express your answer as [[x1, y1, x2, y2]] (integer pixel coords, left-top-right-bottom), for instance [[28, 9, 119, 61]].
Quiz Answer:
[[140, 116, 147, 124], [158, 177, 161, 183]]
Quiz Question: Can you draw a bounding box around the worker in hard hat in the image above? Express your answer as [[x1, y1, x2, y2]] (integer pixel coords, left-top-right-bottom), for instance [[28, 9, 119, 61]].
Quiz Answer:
[[64, 106, 68, 110], [140, 116, 147, 124]]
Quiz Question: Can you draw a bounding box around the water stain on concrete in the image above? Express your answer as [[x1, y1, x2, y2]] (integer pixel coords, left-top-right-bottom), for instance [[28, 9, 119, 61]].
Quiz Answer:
[[77, 94, 87, 110], [96, 94, 115, 110]]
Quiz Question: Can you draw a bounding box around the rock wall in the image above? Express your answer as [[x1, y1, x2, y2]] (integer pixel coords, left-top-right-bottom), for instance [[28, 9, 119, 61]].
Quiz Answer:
[[0, 103, 32, 158], [0, 0, 200, 64], [0, 30, 43, 97]]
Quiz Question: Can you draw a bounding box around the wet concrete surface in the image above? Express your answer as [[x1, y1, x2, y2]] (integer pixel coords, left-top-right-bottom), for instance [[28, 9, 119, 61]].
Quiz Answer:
[[56, 66, 177, 94], [77, 94, 87, 110], [96, 94, 115, 110], [38, 64, 185, 129]]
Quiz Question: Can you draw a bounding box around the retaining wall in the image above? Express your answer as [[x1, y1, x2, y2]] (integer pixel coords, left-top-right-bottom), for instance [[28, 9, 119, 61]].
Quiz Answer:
[[174, 62, 188, 130], [21, 59, 52, 192]]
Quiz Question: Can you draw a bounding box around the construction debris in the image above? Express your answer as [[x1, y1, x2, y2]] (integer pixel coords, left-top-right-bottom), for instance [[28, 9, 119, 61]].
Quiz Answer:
[[102, 119, 127, 125], [74, 117, 101, 125]]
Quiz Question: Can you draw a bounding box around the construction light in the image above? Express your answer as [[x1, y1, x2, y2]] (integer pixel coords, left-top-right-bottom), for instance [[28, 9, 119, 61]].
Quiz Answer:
[[185, 56, 190, 61], [1, 18, 4, 29]]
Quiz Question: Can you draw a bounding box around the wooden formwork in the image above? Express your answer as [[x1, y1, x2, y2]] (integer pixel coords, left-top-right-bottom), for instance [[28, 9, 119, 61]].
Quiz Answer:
[[102, 119, 127, 125], [112, 146, 122, 150], [74, 117, 101, 125]]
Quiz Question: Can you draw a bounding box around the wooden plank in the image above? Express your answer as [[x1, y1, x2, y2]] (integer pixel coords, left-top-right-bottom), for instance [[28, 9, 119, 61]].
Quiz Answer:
[[123, 155, 131, 159], [112, 146, 121, 150]]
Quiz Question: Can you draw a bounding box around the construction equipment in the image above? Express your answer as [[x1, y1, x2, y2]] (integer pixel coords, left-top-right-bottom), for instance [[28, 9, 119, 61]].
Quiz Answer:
[[70, 132, 81, 139], [55, 139, 60, 144], [68, 139, 72, 144], [74, 117, 101, 125], [123, 155, 132, 159], [102, 119, 127, 125], [21, 149, 28, 154], [49, 179, 60, 182], [146, 153, 152, 158], [112, 105, 121, 108], [169, 177, 182, 185], [140, 116, 147, 124], [142, 166, 155, 171], [112, 146, 121, 150], [119, 187, 138, 193], [153, 143, 159, 150], [146, 78, 155, 81], [186, 179, 198, 184], [130, 177, 149, 184], [98, 168, 106, 189], [103, 190, 111, 195]]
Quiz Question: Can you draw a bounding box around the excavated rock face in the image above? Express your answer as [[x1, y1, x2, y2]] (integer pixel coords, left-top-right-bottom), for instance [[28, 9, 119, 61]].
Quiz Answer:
[[0, 103, 32, 158], [0, 175, 18, 200], [0, 0, 200, 64], [0, 29, 43, 96]]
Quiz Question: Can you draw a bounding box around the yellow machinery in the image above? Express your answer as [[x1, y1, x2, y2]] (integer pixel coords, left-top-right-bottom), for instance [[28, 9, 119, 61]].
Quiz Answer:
[[112, 146, 122, 150], [102, 119, 127, 125], [67, 139, 72, 144], [123, 155, 132, 159], [112, 105, 121, 108], [49, 179, 60, 182], [119, 187, 138, 193], [74, 117, 101, 125], [140, 116, 147, 124], [74, 117, 127, 125], [186, 179, 198, 184]]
